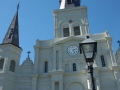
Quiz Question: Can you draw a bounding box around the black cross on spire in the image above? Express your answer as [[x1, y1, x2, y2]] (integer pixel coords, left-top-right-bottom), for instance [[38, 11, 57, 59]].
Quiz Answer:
[[17, 2, 20, 10], [117, 40, 120, 47], [27, 51, 31, 58]]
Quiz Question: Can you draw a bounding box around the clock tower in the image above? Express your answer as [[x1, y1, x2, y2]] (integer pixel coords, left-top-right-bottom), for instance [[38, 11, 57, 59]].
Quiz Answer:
[[54, 0, 89, 39]]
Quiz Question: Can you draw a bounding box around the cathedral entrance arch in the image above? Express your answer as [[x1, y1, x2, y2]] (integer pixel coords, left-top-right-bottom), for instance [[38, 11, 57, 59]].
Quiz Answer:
[[65, 80, 85, 90], [68, 82, 84, 90]]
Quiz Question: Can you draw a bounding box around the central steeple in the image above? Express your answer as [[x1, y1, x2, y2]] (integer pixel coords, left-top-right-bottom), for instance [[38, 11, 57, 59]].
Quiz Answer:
[[60, 0, 81, 9]]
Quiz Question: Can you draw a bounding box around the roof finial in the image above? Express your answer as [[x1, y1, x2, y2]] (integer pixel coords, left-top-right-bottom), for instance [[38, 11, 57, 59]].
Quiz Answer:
[[117, 40, 120, 47], [17, 1, 20, 10], [27, 51, 31, 58]]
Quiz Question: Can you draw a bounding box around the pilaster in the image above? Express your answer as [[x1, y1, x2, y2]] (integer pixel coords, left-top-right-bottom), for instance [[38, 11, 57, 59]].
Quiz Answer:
[[69, 23, 72, 36], [76, 60, 79, 71], [106, 38, 117, 66], [51, 81, 55, 90], [3, 57, 8, 73], [114, 70, 120, 90], [58, 49, 63, 71], [33, 46, 39, 74], [52, 50, 56, 71], [59, 81, 63, 90], [69, 60, 72, 72], [31, 75, 38, 90]]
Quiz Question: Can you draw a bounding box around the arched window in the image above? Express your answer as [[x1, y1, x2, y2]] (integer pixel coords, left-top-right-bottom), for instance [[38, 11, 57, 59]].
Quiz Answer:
[[73, 63, 76, 71], [63, 27, 69, 37], [44, 61, 48, 73], [74, 26, 80, 36], [0, 59, 4, 69], [101, 55, 106, 67], [9, 60, 16, 72]]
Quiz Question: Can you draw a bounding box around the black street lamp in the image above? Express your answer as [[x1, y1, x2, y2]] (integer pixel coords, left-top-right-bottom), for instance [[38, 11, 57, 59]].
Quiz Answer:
[[79, 36, 97, 90]]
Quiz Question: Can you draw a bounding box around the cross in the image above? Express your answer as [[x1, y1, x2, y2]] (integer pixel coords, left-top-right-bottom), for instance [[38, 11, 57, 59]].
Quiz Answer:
[[27, 51, 31, 58], [117, 40, 120, 47], [17, 2, 20, 10]]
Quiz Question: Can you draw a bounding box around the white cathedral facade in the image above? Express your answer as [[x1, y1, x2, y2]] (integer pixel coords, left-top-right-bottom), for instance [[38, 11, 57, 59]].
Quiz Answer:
[[0, 0, 120, 90]]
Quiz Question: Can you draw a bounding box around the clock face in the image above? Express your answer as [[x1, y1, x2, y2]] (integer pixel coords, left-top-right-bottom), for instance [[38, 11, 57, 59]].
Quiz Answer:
[[67, 45, 79, 55]]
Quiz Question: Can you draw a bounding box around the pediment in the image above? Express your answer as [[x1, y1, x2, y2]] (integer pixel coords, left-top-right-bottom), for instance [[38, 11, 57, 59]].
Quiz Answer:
[[53, 36, 84, 45]]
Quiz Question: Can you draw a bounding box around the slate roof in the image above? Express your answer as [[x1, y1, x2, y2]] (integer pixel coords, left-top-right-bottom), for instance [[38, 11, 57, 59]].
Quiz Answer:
[[2, 10, 19, 47]]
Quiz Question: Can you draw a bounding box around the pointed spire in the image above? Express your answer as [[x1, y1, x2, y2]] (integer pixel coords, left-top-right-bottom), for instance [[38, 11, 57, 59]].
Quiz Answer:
[[2, 3, 20, 47], [60, 0, 81, 9]]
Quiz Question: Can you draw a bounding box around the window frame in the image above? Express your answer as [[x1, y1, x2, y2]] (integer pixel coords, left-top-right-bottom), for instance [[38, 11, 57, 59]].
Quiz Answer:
[[63, 27, 70, 37], [44, 61, 48, 73], [73, 63, 76, 71], [74, 26, 80, 36], [101, 55, 106, 67], [0, 59, 4, 69], [9, 60, 16, 72]]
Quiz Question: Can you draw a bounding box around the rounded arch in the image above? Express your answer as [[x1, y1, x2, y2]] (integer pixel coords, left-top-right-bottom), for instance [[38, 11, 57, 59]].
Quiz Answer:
[[65, 79, 86, 90], [58, 18, 70, 27], [38, 85, 51, 90], [71, 22, 81, 28]]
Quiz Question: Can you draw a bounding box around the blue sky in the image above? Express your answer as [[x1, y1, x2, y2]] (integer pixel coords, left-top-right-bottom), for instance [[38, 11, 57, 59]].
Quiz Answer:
[[0, 0, 120, 64]]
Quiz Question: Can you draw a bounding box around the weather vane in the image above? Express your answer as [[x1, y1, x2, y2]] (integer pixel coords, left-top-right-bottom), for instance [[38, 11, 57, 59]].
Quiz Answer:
[[117, 40, 120, 47], [27, 51, 31, 58]]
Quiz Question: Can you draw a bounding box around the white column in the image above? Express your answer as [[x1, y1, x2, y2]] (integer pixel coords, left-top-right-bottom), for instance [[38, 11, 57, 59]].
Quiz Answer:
[[95, 56, 100, 67], [76, 60, 79, 71], [80, 25, 83, 35], [69, 23, 72, 36], [95, 77, 101, 90], [69, 60, 72, 72], [52, 50, 56, 71], [84, 24, 87, 34], [93, 58, 97, 67], [51, 81, 55, 90], [53, 13, 57, 27], [107, 40, 117, 66], [3, 57, 8, 72], [31, 75, 38, 90], [114, 70, 120, 90], [33, 47, 39, 74], [59, 81, 63, 90], [53, 13, 58, 38], [58, 49, 63, 71]]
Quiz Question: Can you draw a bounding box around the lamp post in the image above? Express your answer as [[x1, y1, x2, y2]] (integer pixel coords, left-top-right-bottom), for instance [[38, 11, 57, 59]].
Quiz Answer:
[[79, 36, 97, 90]]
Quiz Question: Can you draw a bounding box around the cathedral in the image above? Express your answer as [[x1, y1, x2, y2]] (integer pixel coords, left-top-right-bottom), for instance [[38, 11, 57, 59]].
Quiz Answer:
[[0, 0, 120, 90]]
